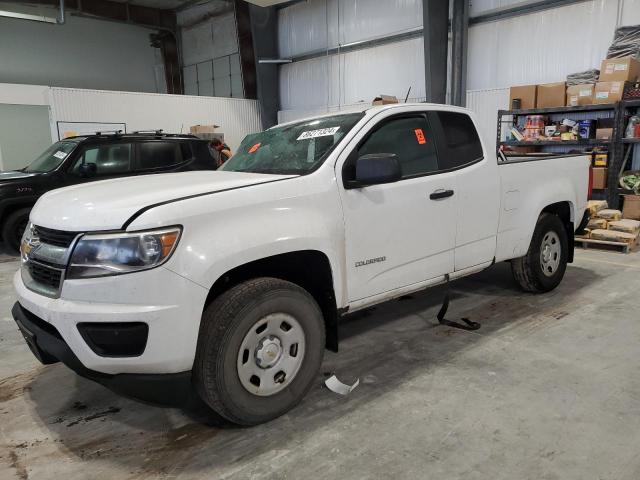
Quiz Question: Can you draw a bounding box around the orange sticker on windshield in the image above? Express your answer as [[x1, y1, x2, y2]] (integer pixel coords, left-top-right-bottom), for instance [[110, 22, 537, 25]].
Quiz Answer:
[[414, 129, 426, 145], [248, 143, 261, 153]]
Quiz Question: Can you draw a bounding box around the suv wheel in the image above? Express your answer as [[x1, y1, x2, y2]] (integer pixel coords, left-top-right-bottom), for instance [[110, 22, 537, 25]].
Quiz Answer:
[[2, 208, 31, 253], [194, 277, 325, 425], [512, 213, 568, 293]]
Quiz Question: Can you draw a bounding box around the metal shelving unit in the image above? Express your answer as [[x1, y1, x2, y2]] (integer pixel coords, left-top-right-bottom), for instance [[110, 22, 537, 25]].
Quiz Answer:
[[497, 103, 620, 203], [611, 99, 640, 207]]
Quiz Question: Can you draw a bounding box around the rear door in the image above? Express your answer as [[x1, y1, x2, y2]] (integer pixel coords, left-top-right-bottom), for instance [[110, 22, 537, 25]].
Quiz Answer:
[[134, 140, 186, 174], [339, 112, 457, 302], [429, 111, 499, 271]]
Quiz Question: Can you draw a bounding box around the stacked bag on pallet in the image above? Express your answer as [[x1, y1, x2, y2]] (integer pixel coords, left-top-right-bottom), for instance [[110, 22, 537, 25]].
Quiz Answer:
[[581, 200, 640, 245]]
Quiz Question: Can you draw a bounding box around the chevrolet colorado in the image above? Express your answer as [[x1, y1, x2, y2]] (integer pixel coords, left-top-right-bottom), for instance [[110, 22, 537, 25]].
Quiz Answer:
[[12, 103, 589, 425]]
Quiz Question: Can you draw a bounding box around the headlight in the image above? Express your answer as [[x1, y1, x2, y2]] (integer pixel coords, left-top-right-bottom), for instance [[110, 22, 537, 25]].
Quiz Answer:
[[67, 227, 181, 279]]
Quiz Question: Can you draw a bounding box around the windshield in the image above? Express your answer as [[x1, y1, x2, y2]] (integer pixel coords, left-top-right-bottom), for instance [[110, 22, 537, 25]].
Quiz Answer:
[[24, 141, 78, 173], [221, 112, 364, 175]]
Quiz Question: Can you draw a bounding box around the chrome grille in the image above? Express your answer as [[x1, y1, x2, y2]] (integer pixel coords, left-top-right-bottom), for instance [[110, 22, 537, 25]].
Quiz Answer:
[[27, 261, 63, 290], [33, 226, 78, 248], [22, 224, 81, 298]]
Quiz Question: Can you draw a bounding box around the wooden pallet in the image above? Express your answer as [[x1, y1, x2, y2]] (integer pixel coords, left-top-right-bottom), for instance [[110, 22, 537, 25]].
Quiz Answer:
[[575, 236, 636, 253]]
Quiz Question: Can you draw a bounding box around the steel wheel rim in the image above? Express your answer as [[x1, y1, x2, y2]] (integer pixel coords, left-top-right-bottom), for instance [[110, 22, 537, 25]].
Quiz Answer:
[[540, 230, 561, 277], [237, 313, 306, 397]]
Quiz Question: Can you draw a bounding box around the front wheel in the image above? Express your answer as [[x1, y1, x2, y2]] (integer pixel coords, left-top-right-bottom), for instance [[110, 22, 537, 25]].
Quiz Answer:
[[2, 208, 31, 253], [193, 277, 325, 425], [511, 213, 569, 293]]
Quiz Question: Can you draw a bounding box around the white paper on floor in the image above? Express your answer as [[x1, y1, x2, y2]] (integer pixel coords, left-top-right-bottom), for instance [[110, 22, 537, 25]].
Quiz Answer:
[[324, 375, 360, 395]]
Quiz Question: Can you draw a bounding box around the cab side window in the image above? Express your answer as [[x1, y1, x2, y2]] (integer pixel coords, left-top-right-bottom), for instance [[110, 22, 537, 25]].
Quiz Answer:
[[138, 142, 182, 170], [357, 116, 438, 178], [71, 143, 132, 176], [433, 111, 483, 170]]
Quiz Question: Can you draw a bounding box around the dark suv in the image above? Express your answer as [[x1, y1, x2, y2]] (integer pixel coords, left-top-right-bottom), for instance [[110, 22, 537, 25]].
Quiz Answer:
[[0, 132, 216, 251]]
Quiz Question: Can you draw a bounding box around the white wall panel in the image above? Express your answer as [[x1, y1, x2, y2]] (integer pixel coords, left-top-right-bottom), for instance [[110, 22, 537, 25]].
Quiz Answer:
[[466, 87, 510, 156], [469, 0, 538, 16], [467, 0, 618, 90], [621, 0, 640, 25], [280, 37, 425, 111], [0, 83, 49, 106], [48, 88, 261, 151], [278, 0, 422, 58]]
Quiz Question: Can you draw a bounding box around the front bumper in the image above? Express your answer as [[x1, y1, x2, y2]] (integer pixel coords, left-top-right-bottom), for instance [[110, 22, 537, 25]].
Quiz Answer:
[[13, 266, 208, 375], [12, 302, 192, 406]]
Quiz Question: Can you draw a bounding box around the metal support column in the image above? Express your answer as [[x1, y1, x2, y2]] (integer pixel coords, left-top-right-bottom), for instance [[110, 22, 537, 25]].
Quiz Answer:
[[422, 0, 448, 104], [248, 5, 280, 129], [450, 0, 469, 106]]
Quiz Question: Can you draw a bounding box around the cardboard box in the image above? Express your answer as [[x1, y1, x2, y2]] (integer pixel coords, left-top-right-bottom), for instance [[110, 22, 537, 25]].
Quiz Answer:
[[509, 85, 537, 110], [592, 168, 608, 189], [599, 56, 640, 82], [623, 194, 640, 220], [536, 82, 566, 108], [596, 128, 613, 139], [190, 124, 220, 134], [372, 95, 398, 106], [593, 81, 625, 104], [566, 84, 594, 106]]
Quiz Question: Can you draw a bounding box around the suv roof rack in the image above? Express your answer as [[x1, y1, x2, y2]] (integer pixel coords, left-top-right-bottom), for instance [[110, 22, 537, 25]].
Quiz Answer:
[[132, 129, 164, 135], [94, 129, 123, 136]]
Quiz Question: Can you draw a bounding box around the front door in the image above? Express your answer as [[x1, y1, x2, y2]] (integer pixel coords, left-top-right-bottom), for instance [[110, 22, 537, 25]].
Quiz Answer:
[[338, 113, 457, 302]]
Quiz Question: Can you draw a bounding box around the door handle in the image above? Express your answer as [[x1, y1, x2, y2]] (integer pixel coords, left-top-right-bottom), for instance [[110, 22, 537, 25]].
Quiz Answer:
[[430, 189, 454, 200]]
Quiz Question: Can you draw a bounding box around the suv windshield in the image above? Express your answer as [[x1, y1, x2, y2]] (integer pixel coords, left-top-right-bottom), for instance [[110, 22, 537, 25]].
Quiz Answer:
[[24, 141, 78, 173], [221, 112, 364, 175]]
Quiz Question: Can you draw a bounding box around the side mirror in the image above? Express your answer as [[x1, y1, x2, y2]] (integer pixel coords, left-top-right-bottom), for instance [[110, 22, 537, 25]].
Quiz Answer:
[[78, 162, 97, 178], [355, 153, 401, 187]]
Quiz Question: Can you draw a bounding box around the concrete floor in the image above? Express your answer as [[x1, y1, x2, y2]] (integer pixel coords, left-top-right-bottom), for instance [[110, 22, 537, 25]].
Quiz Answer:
[[1, 249, 640, 479]]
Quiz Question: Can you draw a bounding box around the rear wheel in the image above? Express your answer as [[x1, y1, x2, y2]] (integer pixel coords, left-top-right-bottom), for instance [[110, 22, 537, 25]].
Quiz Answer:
[[512, 213, 568, 293], [194, 277, 325, 425], [2, 208, 30, 253]]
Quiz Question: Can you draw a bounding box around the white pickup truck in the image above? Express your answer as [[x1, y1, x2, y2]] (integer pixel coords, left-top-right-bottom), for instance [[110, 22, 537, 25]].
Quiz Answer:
[[12, 103, 589, 425]]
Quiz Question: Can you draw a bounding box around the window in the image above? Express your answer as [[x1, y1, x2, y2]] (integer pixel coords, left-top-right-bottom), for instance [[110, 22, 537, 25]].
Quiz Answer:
[[434, 111, 483, 170], [71, 143, 132, 176], [25, 141, 78, 173], [221, 112, 364, 175], [138, 142, 182, 170], [358, 116, 438, 178]]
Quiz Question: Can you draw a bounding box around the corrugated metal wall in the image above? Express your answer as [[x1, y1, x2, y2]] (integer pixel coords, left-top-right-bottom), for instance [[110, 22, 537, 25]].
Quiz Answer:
[[48, 88, 262, 150], [278, 0, 423, 58], [277, 0, 640, 149], [279, 37, 426, 111], [466, 87, 510, 155]]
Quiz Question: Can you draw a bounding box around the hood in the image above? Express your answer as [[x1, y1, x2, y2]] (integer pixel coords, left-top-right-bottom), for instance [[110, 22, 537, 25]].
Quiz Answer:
[[0, 170, 38, 181], [31, 171, 293, 231]]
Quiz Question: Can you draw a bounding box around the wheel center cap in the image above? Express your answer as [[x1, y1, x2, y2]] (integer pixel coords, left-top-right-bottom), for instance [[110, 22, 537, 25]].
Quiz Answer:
[[542, 244, 551, 262], [255, 336, 282, 369]]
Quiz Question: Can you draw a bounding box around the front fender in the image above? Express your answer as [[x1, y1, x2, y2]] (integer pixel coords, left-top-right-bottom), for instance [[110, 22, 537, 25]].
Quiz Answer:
[[129, 172, 348, 307]]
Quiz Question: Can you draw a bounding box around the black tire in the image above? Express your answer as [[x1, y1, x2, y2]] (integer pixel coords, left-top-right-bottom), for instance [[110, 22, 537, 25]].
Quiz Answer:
[[511, 213, 568, 293], [194, 277, 325, 426], [2, 208, 30, 253]]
